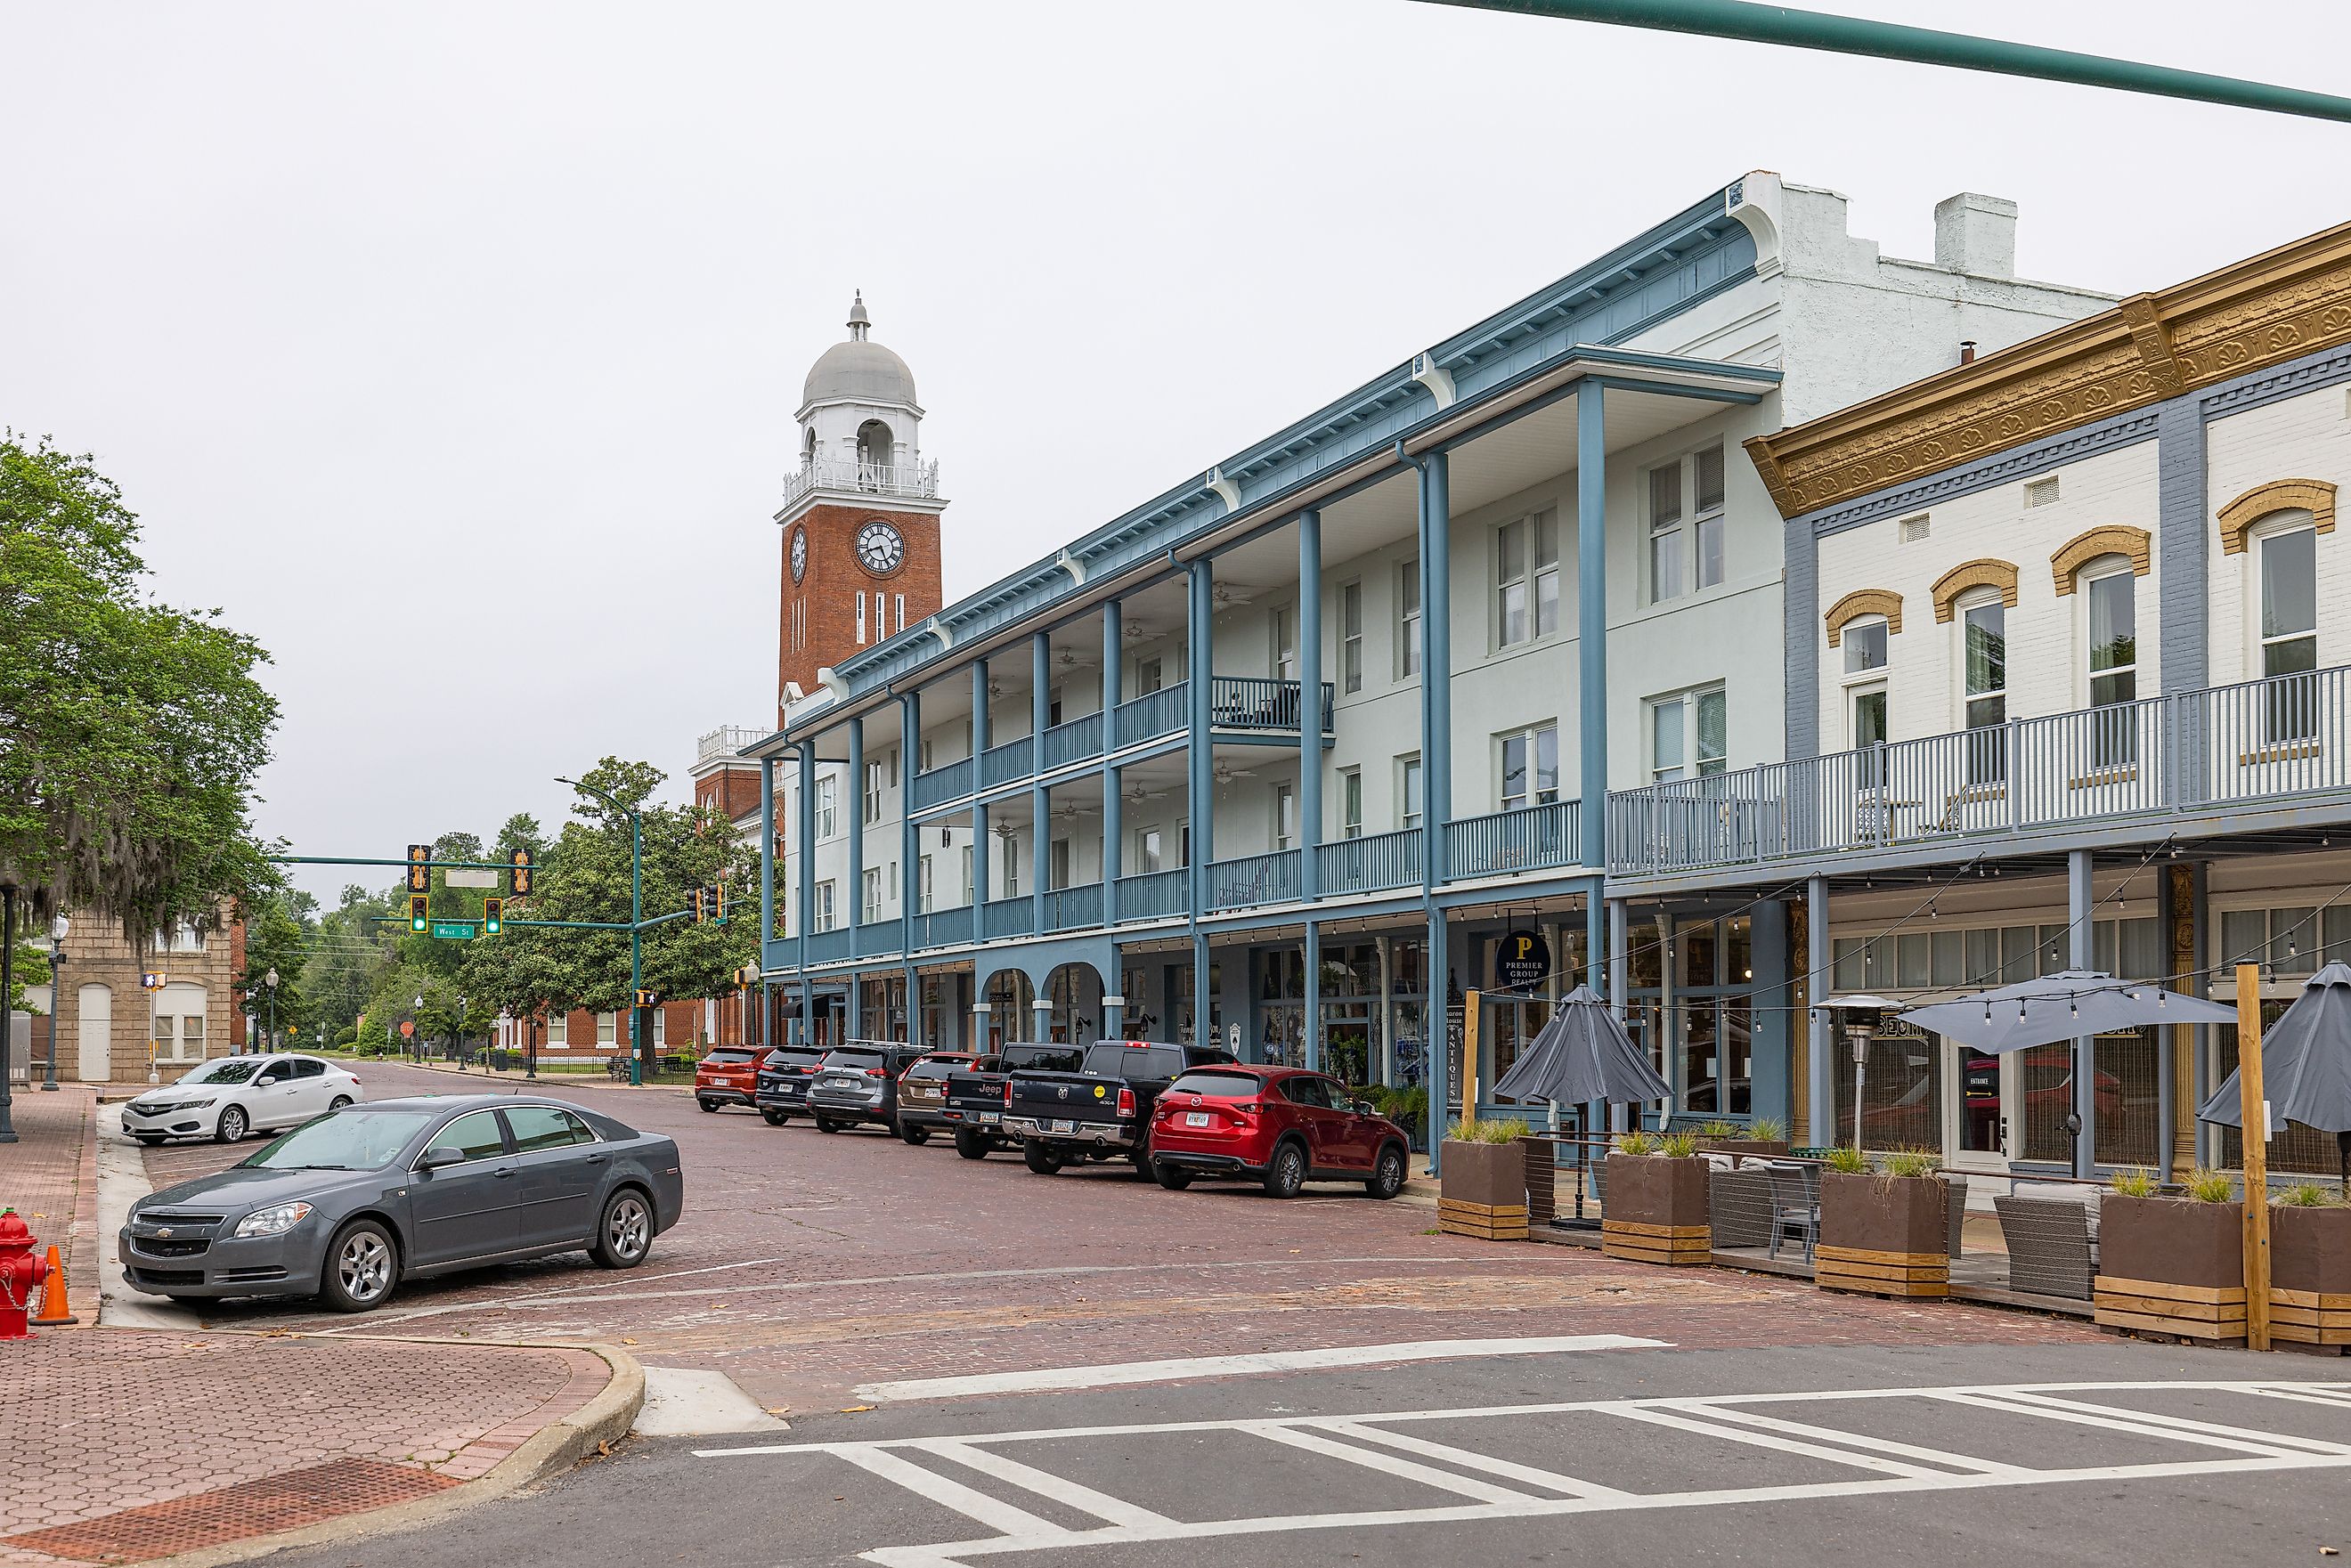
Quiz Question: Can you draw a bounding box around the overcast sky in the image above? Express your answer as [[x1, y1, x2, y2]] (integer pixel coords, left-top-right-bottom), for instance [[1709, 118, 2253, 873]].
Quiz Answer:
[[8, 1, 2347, 905]]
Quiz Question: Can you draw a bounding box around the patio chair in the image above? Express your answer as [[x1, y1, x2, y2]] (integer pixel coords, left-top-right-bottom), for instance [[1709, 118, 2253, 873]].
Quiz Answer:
[[1708, 1165, 1772, 1248], [1763, 1162, 1818, 1263], [1992, 1194, 2097, 1300], [1946, 1178, 1968, 1259]]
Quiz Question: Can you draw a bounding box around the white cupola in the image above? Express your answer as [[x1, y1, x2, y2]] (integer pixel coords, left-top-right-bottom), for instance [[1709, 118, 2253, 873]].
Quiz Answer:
[[797, 291, 923, 475]]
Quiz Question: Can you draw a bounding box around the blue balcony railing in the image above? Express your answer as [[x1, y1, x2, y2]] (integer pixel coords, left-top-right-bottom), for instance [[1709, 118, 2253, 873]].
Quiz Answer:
[[1114, 682, 1190, 748], [1207, 849, 1300, 912], [981, 898, 1034, 939], [804, 927, 852, 964], [980, 735, 1034, 788], [1208, 677, 1334, 734], [1114, 867, 1188, 922], [1317, 827, 1422, 894], [1040, 711, 1104, 771], [1044, 881, 1103, 931], [856, 922, 899, 958], [910, 756, 972, 810], [910, 906, 972, 949], [1447, 800, 1581, 881]]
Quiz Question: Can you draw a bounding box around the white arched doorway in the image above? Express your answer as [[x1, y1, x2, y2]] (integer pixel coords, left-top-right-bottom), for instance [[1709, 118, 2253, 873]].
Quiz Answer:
[[77, 983, 113, 1081]]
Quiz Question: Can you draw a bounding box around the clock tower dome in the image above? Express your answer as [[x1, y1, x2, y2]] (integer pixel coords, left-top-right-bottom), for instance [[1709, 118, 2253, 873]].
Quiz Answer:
[[776, 293, 947, 707]]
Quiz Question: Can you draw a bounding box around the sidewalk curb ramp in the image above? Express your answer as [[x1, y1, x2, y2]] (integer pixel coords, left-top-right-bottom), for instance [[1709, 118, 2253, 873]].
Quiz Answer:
[[136, 1338, 646, 1568]]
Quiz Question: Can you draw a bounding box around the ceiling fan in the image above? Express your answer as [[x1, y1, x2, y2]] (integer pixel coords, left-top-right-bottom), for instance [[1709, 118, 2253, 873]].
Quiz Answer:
[[1212, 760, 1257, 785]]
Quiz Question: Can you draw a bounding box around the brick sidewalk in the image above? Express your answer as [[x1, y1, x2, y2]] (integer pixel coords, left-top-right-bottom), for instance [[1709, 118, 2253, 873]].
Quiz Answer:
[[0, 1085, 103, 1322]]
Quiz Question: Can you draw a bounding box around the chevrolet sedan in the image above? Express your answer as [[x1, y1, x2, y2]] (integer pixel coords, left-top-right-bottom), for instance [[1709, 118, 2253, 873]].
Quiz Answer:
[[118, 1094, 685, 1312]]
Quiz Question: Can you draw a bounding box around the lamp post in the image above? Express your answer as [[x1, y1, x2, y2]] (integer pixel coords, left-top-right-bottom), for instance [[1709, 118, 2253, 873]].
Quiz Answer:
[[526, 1010, 539, 1081], [42, 915, 67, 1090], [263, 968, 279, 1053], [559, 776, 646, 1087], [412, 994, 424, 1065], [455, 995, 468, 1068]]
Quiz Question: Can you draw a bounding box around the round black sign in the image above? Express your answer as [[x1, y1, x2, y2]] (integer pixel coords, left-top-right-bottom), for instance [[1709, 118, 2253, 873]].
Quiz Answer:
[[1495, 930, 1550, 993]]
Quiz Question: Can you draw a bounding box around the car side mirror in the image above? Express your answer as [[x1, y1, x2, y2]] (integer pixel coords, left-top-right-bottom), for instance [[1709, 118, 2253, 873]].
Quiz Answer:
[[417, 1145, 465, 1171], [1351, 1099, 1375, 1116]]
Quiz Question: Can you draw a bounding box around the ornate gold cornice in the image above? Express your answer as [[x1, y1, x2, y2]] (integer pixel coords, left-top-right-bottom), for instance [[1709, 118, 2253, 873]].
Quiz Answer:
[[1930, 558, 2019, 622], [1750, 221, 2351, 518], [2050, 524, 2152, 595], [1824, 588, 1902, 647], [2217, 477, 2337, 554]]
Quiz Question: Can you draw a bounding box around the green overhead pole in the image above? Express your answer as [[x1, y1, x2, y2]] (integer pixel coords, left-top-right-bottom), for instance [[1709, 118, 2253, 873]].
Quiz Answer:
[[1411, 0, 2351, 123]]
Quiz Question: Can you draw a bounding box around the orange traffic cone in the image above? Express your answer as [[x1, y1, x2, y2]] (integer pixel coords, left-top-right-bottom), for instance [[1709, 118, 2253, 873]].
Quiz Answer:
[[30, 1246, 75, 1327]]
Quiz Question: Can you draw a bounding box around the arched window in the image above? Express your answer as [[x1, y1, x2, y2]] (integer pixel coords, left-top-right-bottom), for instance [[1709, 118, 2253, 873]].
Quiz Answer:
[[856, 419, 894, 482], [1956, 587, 2008, 784], [2078, 557, 2138, 768], [2254, 516, 2318, 744], [802, 427, 817, 467]]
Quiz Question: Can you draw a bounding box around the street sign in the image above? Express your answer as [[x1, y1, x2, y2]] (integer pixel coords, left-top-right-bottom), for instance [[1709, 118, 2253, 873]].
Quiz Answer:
[[141, 971, 167, 991], [400, 1020, 415, 1038], [443, 869, 499, 889], [430, 921, 477, 940]]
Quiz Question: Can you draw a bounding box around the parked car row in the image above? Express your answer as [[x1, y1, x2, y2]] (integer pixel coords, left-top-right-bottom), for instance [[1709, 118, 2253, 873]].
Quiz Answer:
[[710, 1037, 1412, 1200]]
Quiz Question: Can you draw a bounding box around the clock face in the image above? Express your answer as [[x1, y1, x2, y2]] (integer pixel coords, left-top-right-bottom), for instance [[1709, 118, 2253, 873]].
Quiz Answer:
[[855, 520, 906, 576], [789, 526, 807, 583]]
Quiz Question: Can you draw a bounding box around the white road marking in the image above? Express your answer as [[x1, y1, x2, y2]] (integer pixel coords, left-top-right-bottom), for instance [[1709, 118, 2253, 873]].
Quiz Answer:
[[1245, 1423, 1538, 1503], [698, 1379, 2351, 1568], [911, 1439, 1172, 1529], [851, 1335, 1667, 1401], [2253, 1384, 2351, 1412], [632, 1367, 791, 1436]]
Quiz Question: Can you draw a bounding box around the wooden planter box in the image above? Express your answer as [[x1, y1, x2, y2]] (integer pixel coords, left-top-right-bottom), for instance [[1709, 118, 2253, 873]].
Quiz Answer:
[[1439, 1140, 1528, 1240], [1697, 1138, 1792, 1159], [1601, 1154, 1712, 1264], [2272, 1204, 2351, 1353], [1817, 1172, 1950, 1297], [2094, 1195, 2246, 1345]]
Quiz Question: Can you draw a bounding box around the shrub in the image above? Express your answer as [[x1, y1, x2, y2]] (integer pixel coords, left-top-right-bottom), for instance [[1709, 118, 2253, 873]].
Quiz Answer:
[[1881, 1149, 1940, 1180], [2109, 1167, 2159, 1198], [1616, 1129, 1660, 1156], [1445, 1116, 1524, 1145], [1655, 1131, 1702, 1158], [1696, 1119, 1738, 1139], [332, 1024, 359, 1047], [1749, 1117, 1786, 1141], [2184, 1166, 2237, 1203], [1822, 1145, 1872, 1174], [2277, 1182, 2337, 1207]]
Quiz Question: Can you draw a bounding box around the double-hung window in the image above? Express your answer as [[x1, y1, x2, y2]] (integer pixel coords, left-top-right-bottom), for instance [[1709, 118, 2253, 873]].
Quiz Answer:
[[1137, 827, 1163, 875], [863, 867, 882, 923], [1399, 560, 1421, 678], [855, 595, 867, 645], [814, 881, 838, 931], [1842, 617, 1889, 787], [1135, 655, 1164, 696], [1400, 755, 1424, 830], [2261, 525, 2319, 743], [1647, 447, 1726, 604], [814, 776, 837, 840], [1273, 605, 1298, 683], [1962, 597, 2007, 783], [863, 759, 884, 825], [2084, 566, 2138, 768], [1650, 688, 1727, 781], [1340, 768, 1363, 839], [1273, 784, 1296, 851], [1494, 510, 1559, 647], [1340, 582, 1363, 694], [918, 855, 934, 914], [1499, 724, 1560, 811]]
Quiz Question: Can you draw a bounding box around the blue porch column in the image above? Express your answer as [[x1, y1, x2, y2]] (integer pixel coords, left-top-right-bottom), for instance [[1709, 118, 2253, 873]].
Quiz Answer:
[[971, 660, 990, 914], [796, 740, 816, 1047], [1033, 632, 1051, 932], [759, 754, 777, 968], [1192, 931, 1211, 1052], [1807, 875, 1832, 1143], [2070, 849, 2096, 1177], [1577, 384, 1607, 870], [1304, 920, 1322, 1072], [1298, 508, 1322, 902], [847, 716, 866, 944], [1102, 600, 1123, 901], [1187, 558, 1214, 918], [901, 692, 920, 1040], [1425, 908, 1450, 1174], [1417, 456, 1452, 885]]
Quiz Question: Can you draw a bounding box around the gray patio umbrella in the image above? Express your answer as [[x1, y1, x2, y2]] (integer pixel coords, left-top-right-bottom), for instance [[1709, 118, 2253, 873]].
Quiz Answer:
[[1896, 970, 2237, 1053], [2198, 962, 2351, 1193], [1493, 986, 1672, 1106]]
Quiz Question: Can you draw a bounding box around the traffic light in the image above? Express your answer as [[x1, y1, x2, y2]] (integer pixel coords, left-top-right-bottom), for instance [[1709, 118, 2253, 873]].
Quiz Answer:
[[509, 846, 533, 897], [408, 893, 430, 932], [407, 844, 431, 894], [483, 897, 502, 935], [712, 881, 727, 924], [690, 887, 708, 923], [634, 988, 659, 1009]]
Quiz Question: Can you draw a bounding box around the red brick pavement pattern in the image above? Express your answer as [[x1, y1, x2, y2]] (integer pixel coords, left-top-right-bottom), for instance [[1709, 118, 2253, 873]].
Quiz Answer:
[[0, 1331, 610, 1567], [164, 1060, 2101, 1417], [0, 1085, 102, 1322], [4, 1459, 457, 1565]]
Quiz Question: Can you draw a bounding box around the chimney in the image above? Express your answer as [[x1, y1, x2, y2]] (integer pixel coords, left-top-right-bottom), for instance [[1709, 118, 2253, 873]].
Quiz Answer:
[[1934, 192, 2017, 279], [1959, 340, 1978, 365]]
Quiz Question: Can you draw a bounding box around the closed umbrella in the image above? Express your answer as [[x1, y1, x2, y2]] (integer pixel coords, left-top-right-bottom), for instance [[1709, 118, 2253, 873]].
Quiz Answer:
[[2198, 962, 2351, 1194], [1493, 986, 1671, 1106], [1898, 970, 2237, 1053]]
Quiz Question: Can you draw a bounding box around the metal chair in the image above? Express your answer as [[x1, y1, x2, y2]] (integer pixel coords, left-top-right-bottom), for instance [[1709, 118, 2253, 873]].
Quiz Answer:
[[1709, 1165, 1772, 1248], [1764, 1162, 1818, 1262], [1992, 1194, 2097, 1300]]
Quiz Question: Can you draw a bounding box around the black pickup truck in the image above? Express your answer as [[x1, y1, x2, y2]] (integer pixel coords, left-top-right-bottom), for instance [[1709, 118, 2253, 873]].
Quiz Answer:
[[1003, 1039, 1239, 1176], [940, 1043, 1085, 1159]]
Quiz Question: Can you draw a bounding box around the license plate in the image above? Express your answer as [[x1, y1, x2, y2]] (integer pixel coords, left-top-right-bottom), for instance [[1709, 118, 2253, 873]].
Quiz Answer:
[[978, 1112, 998, 1124], [1051, 1119, 1074, 1133], [1185, 1111, 1210, 1127]]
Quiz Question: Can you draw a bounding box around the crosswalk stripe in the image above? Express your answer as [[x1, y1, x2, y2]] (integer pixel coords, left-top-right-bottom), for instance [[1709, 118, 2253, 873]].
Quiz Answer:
[[832, 1445, 1071, 1539], [1682, 1403, 2027, 1475], [911, 1439, 1173, 1529], [1315, 1420, 1632, 1499], [1246, 1424, 1539, 1503], [1924, 1392, 2307, 1457], [1607, 1404, 1945, 1477], [1983, 1390, 2351, 1456]]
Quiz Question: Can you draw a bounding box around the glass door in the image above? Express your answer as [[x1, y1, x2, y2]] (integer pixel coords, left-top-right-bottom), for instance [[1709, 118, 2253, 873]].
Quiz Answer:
[[1943, 1036, 2013, 1170]]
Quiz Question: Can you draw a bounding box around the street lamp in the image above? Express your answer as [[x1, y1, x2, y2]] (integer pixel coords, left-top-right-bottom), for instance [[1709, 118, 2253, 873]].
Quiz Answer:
[[42, 915, 67, 1090], [263, 967, 279, 1053], [558, 776, 647, 1087], [455, 995, 468, 1068], [413, 994, 425, 1064]]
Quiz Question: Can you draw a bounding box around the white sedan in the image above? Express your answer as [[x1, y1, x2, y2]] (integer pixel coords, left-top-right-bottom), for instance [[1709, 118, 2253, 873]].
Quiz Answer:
[[121, 1054, 367, 1145]]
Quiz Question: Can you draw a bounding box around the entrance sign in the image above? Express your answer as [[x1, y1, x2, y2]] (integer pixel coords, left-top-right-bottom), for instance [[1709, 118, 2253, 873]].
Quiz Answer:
[[1495, 930, 1550, 992]]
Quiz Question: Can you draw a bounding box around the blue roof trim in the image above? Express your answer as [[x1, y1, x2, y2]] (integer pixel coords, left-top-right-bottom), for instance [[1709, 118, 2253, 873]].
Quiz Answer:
[[799, 183, 1762, 730]]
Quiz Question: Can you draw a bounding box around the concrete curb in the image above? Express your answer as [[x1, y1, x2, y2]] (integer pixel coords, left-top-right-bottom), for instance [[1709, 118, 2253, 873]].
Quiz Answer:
[[135, 1341, 646, 1568]]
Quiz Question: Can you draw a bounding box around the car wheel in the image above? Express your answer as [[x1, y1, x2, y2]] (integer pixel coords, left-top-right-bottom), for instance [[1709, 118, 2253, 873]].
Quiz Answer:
[[697, 1099, 719, 1112], [814, 1117, 841, 1133], [1155, 1165, 1193, 1190], [899, 1123, 931, 1145], [954, 1129, 991, 1160], [590, 1189, 655, 1269], [214, 1105, 248, 1143], [1365, 1143, 1407, 1200], [1022, 1142, 1064, 1175], [761, 1109, 787, 1126], [1129, 1149, 1157, 1182], [318, 1219, 398, 1312], [1262, 1140, 1307, 1199], [329, 1095, 353, 1112]]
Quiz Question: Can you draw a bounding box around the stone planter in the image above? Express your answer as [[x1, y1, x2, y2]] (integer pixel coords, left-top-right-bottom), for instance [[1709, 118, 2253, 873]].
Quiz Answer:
[[1438, 1140, 1528, 1240], [1697, 1138, 1793, 1159], [1816, 1171, 1950, 1297], [1601, 1154, 1711, 1264], [2094, 1195, 2246, 1345], [2272, 1204, 2351, 1353]]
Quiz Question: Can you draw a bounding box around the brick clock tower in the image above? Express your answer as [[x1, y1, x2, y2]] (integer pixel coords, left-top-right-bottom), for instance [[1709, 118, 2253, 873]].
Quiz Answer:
[[774, 293, 946, 709]]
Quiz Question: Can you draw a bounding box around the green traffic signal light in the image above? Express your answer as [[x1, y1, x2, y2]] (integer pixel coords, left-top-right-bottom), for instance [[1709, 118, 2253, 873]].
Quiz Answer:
[[409, 892, 430, 932], [484, 897, 503, 935]]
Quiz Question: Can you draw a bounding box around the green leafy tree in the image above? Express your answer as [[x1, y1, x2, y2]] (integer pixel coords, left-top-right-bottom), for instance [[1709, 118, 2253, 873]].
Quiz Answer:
[[0, 435, 280, 938], [6, 941, 50, 1012], [238, 894, 313, 1046], [302, 885, 396, 1045]]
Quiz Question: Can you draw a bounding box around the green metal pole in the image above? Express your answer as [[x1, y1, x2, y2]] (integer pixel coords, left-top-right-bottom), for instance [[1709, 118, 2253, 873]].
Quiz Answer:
[[1411, 0, 2351, 123], [630, 809, 644, 1087]]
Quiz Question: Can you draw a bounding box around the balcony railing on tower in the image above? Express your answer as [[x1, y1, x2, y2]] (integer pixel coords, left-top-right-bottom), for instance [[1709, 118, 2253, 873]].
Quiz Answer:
[[782, 455, 941, 508]]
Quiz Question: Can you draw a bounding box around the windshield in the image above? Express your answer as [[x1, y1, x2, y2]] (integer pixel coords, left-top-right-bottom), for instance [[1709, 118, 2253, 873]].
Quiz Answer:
[[244, 1109, 435, 1170], [1079, 1043, 1183, 1080], [1006, 1046, 1085, 1073], [906, 1059, 969, 1080], [763, 1050, 824, 1068], [702, 1050, 756, 1065], [1167, 1070, 1265, 1099], [178, 1059, 263, 1086], [820, 1050, 885, 1069]]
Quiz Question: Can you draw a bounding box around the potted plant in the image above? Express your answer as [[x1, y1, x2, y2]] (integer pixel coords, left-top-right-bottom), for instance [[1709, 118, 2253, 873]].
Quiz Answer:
[[1817, 1149, 1950, 1298], [2094, 1166, 2245, 1345], [1694, 1116, 1792, 1159], [1438, 1117, 1531, 1240], [2271, 1183, 2351, 1352], [1603, 1130, 1712, 1264]]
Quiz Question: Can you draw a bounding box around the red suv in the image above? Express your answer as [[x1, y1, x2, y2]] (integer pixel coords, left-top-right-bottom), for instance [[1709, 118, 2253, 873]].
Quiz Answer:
[[1146, 1064, 1409, 1199], [695, 1047, 761, 1113]]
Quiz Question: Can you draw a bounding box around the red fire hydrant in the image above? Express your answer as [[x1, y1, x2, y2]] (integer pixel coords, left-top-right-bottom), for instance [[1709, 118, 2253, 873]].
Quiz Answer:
[[0, 1208, 47, 1340]]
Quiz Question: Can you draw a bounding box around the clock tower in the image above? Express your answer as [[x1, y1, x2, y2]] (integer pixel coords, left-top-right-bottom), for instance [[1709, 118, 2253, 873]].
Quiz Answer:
[[775, 293, 947, 708]]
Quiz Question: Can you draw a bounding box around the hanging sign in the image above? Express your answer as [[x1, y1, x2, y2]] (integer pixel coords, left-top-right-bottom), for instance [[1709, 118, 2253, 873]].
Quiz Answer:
[[1495, 930, 1550, 993]]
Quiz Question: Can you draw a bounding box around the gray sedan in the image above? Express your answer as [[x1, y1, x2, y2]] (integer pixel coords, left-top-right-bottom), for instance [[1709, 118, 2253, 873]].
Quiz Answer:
[[118, 1094, 686, 1312]]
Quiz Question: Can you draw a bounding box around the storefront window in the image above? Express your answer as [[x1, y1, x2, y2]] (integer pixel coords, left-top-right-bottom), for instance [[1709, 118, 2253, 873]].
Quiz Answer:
[[1833, 1025, 1940, 1150]]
